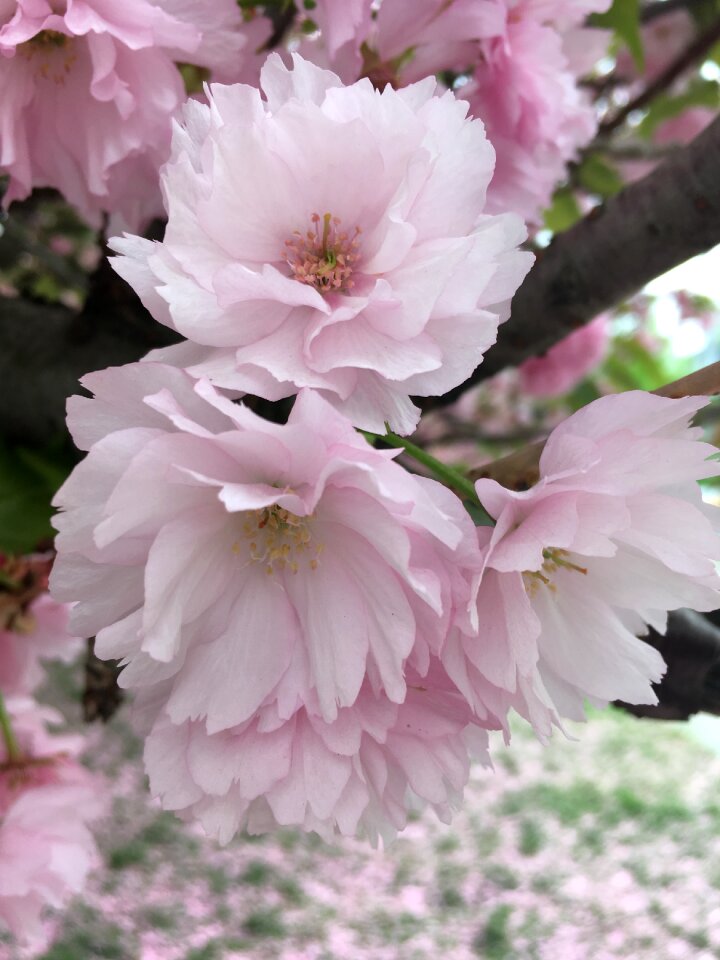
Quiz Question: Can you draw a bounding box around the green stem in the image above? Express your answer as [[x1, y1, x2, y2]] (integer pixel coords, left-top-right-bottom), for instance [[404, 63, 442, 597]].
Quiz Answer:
[[0, 689, 22, 764], [367, 429, 493, 525]]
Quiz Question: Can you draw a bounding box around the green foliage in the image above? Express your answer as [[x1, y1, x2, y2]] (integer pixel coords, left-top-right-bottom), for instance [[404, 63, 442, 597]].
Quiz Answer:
[[242, 907, 287, 938], [474, 905, 514, 960], [0, 441, 72, 554], [543, 186, 582, 233], [577, 153, 624, 198], [592, 0, 644, 70], [637, 78, 720, 139]]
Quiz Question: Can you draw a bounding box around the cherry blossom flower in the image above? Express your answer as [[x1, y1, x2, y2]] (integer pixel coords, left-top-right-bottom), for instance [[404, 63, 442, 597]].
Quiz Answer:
[[51, 364, 481, 732], [144, 666, 491, 845], [0, 0, 254, 229], [0, 699, 104, 947], [355, 0, 610, 222], [446, 392, 720, 737], [110, 53, 533, 434], [518, 316, 609, 397], [465, 0, 612, 221]]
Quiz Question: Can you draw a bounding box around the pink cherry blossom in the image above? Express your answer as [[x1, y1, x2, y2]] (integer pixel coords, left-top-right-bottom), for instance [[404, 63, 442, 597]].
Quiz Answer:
[[0, 699, 104, 947], [465, 0, 611, 222], [51, 364, 481, 736], [0, 593, 79, 697], [144, 666, 491, 845], [447, 392, 720, 738], [357, 0, 610, 222], [0, 0, 254, 230], [308, 0, 373, 80], [518, 316, 609, 397], [110, 53, 533, 434]]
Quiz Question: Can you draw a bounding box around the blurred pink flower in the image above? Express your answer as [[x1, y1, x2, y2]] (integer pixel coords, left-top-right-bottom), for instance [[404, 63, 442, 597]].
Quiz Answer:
[[310, 0, 373, 79], [448, 392, 720, 736], [0, 593, 80, 697], [518, 316, 609, 397], [466, 0, 611, 222], [616, 9, 696, 86], [0, 0, 253, 230], [144, 666, 490, 845], [0, 699, 104, 947], [359, 0, 610, 222], [51, 365, 479, 732], [110, 53, 532, 434]]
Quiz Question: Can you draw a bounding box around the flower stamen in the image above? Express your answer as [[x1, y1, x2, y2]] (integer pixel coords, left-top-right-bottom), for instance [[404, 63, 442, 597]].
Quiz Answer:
[[284, 212, 361, 294], [232, 505, 321, 575]]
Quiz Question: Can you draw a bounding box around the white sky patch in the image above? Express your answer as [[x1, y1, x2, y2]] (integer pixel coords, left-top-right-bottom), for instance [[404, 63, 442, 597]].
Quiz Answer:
[[645, 244, 720, 300]]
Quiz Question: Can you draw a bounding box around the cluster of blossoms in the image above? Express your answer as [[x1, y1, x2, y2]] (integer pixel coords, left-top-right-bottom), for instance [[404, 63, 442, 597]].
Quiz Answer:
[[1, 0, 719, 948], [0, 0, 271, 229], [38, 55, 720, 848], [0, 0, 613, 230]]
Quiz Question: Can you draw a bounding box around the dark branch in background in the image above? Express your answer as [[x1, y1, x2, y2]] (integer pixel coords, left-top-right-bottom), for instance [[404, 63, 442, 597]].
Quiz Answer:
[[425, 113, 720, 410], [641, 0, 710, 23], [0, 256, 180, 445], [599, 14, 720, 136], [619, 611, 720, 720]]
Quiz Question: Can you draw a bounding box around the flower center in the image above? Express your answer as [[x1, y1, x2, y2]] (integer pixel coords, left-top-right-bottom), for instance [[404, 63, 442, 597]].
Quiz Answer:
[[284, 212, 361, 294], [232, 504, 322, 575], [523, 548, 588, 598], [18, 30, 76, 82]]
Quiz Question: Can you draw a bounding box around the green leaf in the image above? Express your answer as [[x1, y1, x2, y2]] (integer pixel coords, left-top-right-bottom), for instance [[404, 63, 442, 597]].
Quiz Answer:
[[577, 154, 624, 198], [543, 187, 582, 233], [0, 442, 72, 554], [636, 78, 720, 139], [592, 0, 644, 70]]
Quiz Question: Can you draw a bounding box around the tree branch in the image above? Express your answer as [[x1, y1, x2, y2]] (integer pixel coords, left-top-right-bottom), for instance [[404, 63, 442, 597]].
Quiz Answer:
[[641, 0, 709, 24], [424, 113, 720, 411]]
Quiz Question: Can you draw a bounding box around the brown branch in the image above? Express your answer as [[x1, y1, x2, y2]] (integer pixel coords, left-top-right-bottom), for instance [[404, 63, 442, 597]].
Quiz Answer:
[[641, 0, 709, 23], [423, 113, 720, 412], [599, 15, 720, 136]]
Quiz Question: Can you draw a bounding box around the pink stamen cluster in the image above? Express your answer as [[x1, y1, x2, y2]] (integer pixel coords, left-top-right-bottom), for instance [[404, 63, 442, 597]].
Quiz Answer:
[[284, 212, 361, 293]]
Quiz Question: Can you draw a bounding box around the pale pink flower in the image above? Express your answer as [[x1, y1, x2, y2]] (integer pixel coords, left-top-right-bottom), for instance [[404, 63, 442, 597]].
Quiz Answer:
[[0, 0, 252, 229], [110, 53, 533, 434], [465, 0, 611, 222], [144, 667, 491, 845], [309, 0, 373, 80], [359, 0, 610, 222], [447, 392, 720, 736], [0, 593, 80, 697], [518, 316, 609, 397], [51, 364, 480, 733], [0, 699, 104, 947]]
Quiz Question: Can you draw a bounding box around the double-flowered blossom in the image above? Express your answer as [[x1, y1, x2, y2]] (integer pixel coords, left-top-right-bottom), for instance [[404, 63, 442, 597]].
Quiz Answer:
[[144, 666, 490, 845], [111, 53, 533, 435], [445, 392, 720, 739], [50, 363, 497, 839], [353, 0, 611, 222], [0, 0, 254, 229], [0, 699, 104, 946]]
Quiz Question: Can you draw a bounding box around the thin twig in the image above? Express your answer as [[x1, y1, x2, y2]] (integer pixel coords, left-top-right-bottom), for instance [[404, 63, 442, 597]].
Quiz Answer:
[[599, 16, 720, 136]]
